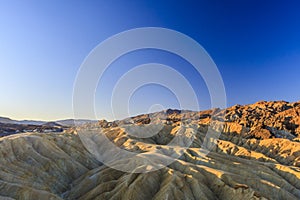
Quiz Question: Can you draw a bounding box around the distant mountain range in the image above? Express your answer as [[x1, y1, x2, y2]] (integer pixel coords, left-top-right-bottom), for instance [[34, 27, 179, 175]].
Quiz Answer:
[[0, 117, 97, 136], [0, 116, 96, 126]]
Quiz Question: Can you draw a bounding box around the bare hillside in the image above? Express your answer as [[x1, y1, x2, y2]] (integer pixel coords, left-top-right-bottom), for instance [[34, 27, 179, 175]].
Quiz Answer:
[[0, 101, 299, 200]]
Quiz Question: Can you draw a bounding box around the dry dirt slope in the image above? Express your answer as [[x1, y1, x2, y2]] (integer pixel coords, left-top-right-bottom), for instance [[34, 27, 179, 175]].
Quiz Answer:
[[0, 101, 300, 200]]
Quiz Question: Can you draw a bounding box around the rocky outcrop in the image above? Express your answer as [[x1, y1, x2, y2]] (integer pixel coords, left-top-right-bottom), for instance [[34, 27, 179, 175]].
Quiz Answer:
[[219, 101, 300, 139]]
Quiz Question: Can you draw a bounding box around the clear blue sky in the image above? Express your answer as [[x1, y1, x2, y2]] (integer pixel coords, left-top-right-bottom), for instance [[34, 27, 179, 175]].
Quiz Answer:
[[0, 0, 300, 120]]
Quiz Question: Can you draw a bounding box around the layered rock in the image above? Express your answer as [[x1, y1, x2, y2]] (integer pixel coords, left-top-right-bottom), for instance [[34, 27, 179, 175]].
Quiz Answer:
[[0, 101, 299, 199]]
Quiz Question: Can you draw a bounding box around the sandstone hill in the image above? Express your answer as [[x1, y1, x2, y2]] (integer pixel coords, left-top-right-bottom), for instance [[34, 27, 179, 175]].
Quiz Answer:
[[0, 101, 299, 200]]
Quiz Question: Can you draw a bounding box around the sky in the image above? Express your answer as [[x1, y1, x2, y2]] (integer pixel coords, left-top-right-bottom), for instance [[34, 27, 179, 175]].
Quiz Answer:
[[0, 0, 300, 120]]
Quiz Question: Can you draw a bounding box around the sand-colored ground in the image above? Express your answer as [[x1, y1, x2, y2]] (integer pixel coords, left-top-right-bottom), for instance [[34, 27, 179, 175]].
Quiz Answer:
[[0, 101, 299, 199]]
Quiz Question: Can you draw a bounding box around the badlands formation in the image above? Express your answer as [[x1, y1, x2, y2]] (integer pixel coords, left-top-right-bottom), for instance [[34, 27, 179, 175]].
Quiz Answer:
[[0, 101, 300, 200]]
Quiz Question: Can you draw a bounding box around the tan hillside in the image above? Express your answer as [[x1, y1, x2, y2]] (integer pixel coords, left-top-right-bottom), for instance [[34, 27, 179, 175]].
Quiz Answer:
[[0, 101, 299, 200]]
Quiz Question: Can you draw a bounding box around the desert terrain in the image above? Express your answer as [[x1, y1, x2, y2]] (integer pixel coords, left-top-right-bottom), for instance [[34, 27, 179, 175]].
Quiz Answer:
[[0, 101, 299, 199]]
